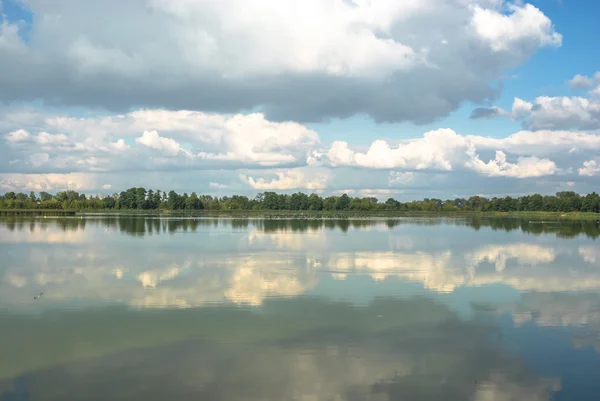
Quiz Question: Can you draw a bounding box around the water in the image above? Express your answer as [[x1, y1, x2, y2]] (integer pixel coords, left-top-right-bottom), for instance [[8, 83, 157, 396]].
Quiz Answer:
[[1, 216, 599, 401]]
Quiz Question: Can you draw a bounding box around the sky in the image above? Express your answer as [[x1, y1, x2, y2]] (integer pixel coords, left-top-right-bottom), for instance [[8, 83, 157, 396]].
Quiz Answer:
[[0, 0, 599, 200]]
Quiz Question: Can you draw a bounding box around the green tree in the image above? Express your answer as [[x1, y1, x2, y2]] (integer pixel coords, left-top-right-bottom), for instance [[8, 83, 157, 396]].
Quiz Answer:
[[581, 192, 600, 213], [39, 191, 53, 201], [307, 193, 323, 210], [336, 193, 350, 210]]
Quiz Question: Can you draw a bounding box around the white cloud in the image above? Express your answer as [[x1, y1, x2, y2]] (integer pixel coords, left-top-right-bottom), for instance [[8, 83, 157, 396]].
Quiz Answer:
[[2, 108, 320, 173], [579, 160, 600, 177], [111, 139, 129, 151], [569, 73, 597, 89], [311, 128, 562, 179], [5, 129, 30, 143], [2, 106, 600, 194], [472, 94, 600, 131], [522, 96, 600, 131], [313, 129, 466, 170], [209, 182, 229, 189], [241, 169, 329, 190], [36, 131, 68, 145], [0, 0, 561, 123], [136, 130, 189, 156], [465, 149, 557, 178], [0, 173, 93, 192], [471, 3, 561, 52], [102, 184, 112, 190], [389, 172, 415, 186], [511, 97, 534, 119], [359, 189, 403, 199]]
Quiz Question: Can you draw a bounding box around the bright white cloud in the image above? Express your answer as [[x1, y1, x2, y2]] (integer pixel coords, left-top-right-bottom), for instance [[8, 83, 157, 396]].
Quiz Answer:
[[471, 3, 561, 52], [311, 128, 561, 178], [312, 129, 466, 170], [241, 169, 329, 190], [579, 160, 600, 177], [1, 109, 320, 173], [466, 149, 557, 178], [5, 129, 29, 143], [136, 130, 189, 156], [2, 106, 599, 194]]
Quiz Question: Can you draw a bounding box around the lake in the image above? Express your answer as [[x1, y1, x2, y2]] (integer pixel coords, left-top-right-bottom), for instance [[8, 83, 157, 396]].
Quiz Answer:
[[1, 216, 600, 401]]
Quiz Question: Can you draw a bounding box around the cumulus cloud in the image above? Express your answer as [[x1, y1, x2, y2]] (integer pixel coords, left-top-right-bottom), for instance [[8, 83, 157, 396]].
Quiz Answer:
[[0, 0, 561, 123], [310, 128, 562, 178], [241, 169, 330, 190], [311, 129, 465, 170], [136, 130, 190, 156], [1, 109, 320, 173], [5, 129, 29, 143], [0, 173, 93, 192], [471, 92, 600, 131], [579, 160, 600, 177], [2, 106, 599, 194], [569, 73, 596, 89], [465, 149, 557, 178], [519, 96, 600, 131]]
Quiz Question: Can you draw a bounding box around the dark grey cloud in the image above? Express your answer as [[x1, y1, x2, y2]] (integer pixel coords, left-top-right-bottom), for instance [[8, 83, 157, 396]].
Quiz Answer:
[[470, 107, 504, 119], [0, 0, 560, 123]]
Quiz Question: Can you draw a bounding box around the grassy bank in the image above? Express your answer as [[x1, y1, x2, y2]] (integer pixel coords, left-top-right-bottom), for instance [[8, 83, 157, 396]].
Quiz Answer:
[[2, 209, 598, 220], [0, 209, 76, 216], [75, 209, 600, 220]]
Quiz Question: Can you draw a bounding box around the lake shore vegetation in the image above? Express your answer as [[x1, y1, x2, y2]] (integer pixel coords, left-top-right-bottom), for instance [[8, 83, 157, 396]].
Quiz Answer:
[[1, 188, 599, 215]]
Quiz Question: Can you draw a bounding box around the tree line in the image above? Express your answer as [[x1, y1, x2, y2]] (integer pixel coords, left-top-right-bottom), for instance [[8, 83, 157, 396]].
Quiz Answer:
[[0, 188, 599, 213]]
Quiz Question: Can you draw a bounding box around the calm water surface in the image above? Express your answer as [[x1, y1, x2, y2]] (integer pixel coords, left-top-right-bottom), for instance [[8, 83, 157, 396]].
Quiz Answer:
[[1, 216, 600, 400]]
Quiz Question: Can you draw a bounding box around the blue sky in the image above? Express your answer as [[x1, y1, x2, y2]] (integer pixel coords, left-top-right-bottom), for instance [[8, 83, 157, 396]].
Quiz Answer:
[[0, 0, 599, 198]]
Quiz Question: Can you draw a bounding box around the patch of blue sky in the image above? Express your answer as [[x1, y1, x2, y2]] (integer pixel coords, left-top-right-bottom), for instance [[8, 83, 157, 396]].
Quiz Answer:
[[1, 0, 32, 43]]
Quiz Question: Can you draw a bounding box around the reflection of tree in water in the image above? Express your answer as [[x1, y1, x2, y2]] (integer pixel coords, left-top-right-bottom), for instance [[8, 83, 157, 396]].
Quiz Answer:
[[1, 216, 598, 238], [0, 375, 29, 401], [0, 297, 559, 401]]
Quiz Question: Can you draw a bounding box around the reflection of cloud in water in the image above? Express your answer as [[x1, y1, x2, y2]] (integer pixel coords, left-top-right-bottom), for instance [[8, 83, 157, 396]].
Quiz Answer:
[[473, 374, 560, 401], [467, 244, 556, 272], [504, 292, 600, 353], [137, 263, 188, 288], [579, 246, 600, 265], [1, 249, 317, 309], [324, 251, 456, 292], [225, 265, 310, 305], [2, 218, 600, 309], [0, 224, 89, 244], [247, 228, 329, 251], [0, 297, 560, 401], [321, 244, 600, 293]]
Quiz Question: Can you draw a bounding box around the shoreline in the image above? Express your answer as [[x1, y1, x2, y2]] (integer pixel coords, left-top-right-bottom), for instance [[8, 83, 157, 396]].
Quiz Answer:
[[1, 209, 599, 220]]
